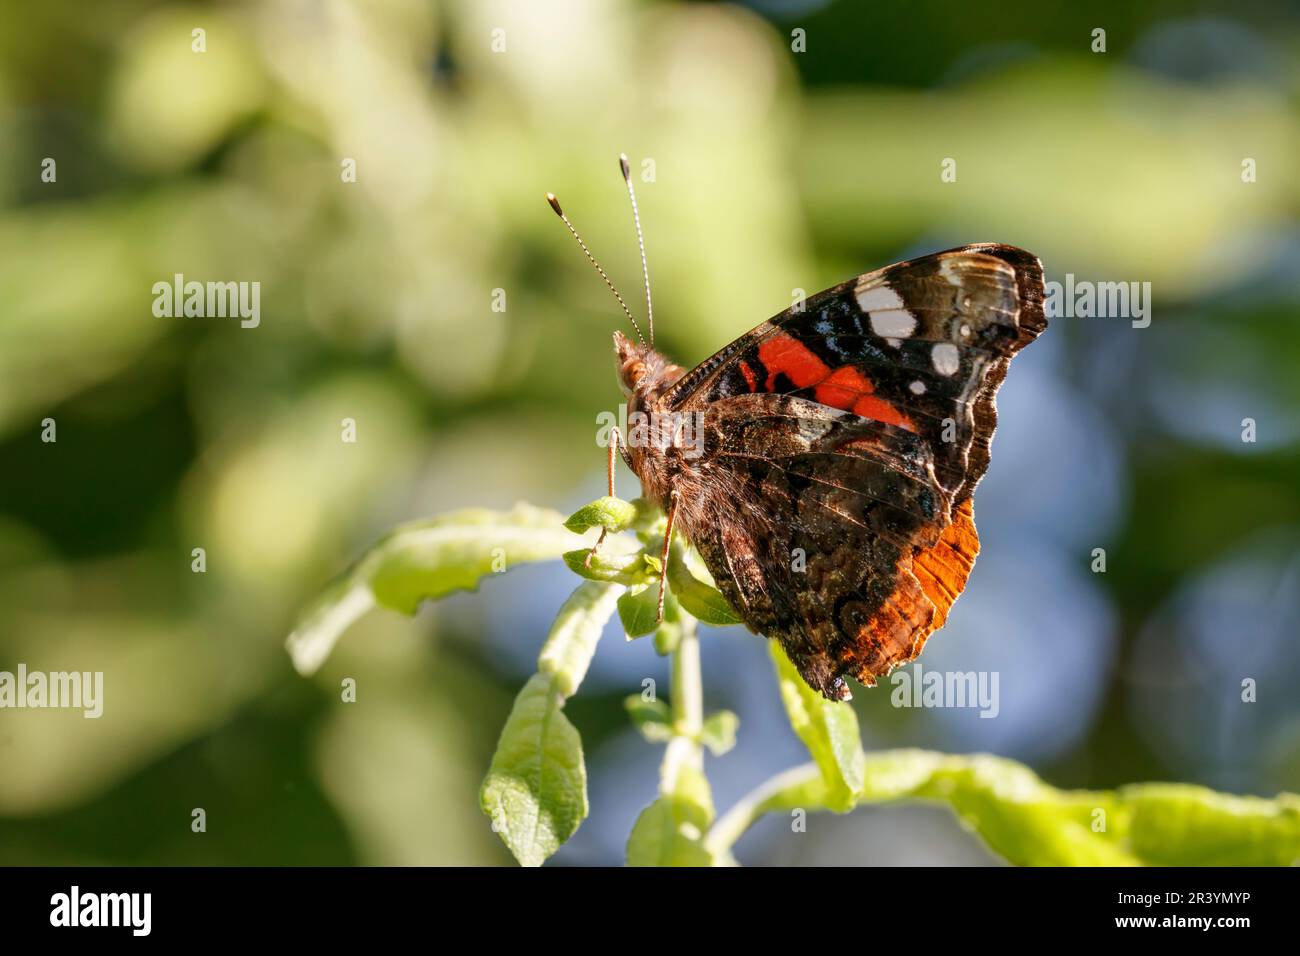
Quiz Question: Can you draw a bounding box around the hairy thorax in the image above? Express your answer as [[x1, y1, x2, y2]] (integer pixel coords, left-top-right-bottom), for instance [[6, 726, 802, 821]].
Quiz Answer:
[[613, 332, 708, 517]]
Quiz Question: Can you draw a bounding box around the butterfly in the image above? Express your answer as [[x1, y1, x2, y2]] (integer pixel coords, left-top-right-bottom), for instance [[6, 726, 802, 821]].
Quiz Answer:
[[550, 157, 1047, 701]]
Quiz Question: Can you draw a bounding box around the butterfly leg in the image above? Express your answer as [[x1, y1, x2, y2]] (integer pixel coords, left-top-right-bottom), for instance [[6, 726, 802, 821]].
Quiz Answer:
[[656, 489, 678, 624], [583, 429, 621, 569]]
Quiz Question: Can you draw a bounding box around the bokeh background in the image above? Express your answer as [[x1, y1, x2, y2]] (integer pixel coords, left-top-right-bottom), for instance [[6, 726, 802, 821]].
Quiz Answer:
[[1, 0, 1298, 866]]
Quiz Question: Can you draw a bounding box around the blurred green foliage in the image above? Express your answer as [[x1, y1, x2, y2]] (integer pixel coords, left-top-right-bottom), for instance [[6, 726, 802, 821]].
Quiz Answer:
[[1, 0, 1298, 865]]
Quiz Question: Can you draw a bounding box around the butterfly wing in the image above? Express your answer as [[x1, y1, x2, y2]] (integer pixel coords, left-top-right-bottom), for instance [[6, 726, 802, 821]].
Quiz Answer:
[[661, 244, 1046, 699]]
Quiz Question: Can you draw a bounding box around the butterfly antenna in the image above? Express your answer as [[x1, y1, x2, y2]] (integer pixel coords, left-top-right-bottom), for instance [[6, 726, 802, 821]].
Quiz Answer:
[[546, 192, 646, 346], [619, 154, 654, 346]]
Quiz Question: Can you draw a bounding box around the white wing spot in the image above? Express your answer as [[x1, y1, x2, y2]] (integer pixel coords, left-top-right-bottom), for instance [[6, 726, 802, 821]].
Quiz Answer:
[[909, 380, 926, 395], [869, 309, 917, 338], [854, 283, 905, 313], [931, 342, 960, 376]]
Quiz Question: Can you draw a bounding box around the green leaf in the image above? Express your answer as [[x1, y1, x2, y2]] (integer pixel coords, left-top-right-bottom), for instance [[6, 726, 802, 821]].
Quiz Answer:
[[853, 751, 1132, 865], [712, 750, 1300, 866], [287, 504, 580, 675], [564, 496, 640, 535], [700, 710, 739, 756], [617, 584, 661, 639], [769, 643, 865, 811], [284, 578, 376, 678], [1117, 784, 1300, 866], [653, 619, 683, 656], [624, 695, 673, 743], [627, 765, 717, 866], [537, 580, 624, 698], [627, 799, 716, 866], [667, 541, 741, 626], [480, 674, 588, 867], [628, 498, 668, 537], [366, 505, 579, 613], [482, 579, 622, 865], [561, 547, 655, 586]]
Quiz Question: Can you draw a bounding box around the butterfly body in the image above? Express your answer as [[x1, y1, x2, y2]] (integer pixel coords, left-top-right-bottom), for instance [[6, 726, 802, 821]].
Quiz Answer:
[[611, 243, 1047, 701]]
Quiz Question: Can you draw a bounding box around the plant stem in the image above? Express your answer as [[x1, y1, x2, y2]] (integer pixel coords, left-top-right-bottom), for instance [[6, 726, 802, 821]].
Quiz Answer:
[[705, 762, 822, 856], [660, 613, 703, 793]]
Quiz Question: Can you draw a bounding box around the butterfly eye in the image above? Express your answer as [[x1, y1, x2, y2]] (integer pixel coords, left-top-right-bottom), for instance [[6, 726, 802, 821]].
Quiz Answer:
[[620, 359, 646, 391]]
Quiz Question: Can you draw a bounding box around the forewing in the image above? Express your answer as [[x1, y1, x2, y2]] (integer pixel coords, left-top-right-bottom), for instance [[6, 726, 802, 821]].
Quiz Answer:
[[664, 243, 1046, 505]]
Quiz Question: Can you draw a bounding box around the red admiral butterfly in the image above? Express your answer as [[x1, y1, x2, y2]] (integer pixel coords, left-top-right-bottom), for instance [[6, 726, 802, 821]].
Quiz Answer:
[[550, 157, 1047, 701]]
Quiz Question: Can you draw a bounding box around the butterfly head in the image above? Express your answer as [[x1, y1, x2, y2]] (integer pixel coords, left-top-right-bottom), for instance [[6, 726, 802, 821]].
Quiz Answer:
[[612, 329, 649, 394], [613, 330, 682, 404]]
